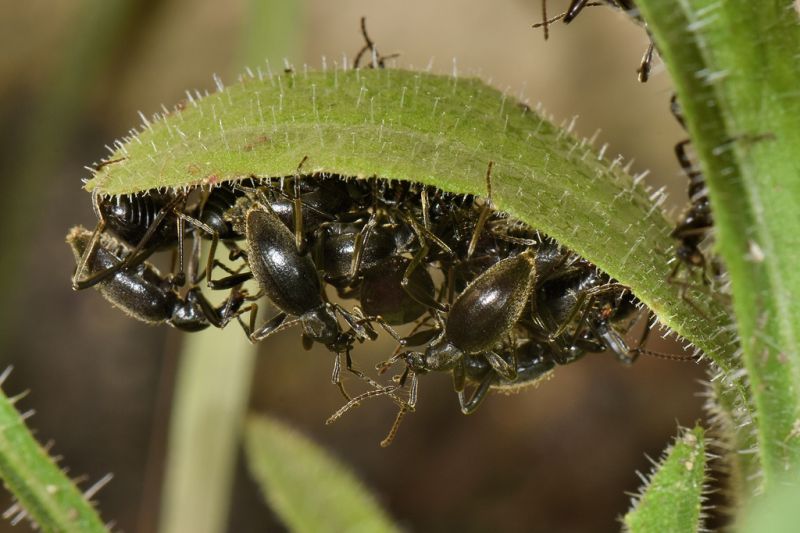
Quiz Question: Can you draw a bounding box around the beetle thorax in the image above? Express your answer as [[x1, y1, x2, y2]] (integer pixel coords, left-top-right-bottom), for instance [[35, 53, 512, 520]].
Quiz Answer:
[[423, 339, 462, 372], [302, 305, 340, 345]]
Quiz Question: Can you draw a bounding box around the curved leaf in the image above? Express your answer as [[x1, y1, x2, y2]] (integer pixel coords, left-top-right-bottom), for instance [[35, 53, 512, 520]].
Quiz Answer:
[[86, 68, 739, 383]]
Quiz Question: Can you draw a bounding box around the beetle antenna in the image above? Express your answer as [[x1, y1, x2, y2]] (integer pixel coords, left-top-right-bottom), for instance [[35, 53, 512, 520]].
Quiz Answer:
[[634, 347, 699, 362], [325, 381, 412, 426], [380, 408, 407, 447]]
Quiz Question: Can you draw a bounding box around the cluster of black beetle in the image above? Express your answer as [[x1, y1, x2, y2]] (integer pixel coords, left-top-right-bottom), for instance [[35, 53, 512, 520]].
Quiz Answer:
[[66, 14, 713, 445], [67, 158, 668, 445]]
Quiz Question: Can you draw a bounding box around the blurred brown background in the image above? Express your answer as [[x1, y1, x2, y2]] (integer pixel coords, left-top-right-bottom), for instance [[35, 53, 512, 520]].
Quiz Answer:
[[1, 1, 706, 531]]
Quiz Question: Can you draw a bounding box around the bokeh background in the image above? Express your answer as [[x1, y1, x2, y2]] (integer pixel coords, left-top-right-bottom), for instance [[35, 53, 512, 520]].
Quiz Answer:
[[1, 1, 710, 531]]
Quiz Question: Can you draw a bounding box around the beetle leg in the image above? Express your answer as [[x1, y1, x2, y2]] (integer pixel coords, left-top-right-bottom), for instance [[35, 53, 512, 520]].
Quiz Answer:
[[483, 350, 517, 381], [458, 374, 495, 415], [250, 312, 295, 342]]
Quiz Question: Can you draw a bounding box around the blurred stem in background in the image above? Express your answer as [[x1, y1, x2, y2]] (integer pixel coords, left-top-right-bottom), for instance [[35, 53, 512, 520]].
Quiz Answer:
[[158, 328, 257, 533], [0, 0, 160, 347], [158, 1, 303, 532], [239, 0, 303, 68]]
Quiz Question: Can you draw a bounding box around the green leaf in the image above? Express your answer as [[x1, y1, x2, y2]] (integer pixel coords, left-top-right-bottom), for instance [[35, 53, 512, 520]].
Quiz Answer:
[[86, 67, 741, 387], [244, 414, 400, 533], [0, 369, 109, 532], [636, 0, 800, 493], [623, 425, 708, 533]]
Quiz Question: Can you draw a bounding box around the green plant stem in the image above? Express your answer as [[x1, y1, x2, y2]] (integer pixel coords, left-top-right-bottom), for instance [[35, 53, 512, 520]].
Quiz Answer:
[[0, 372, 109, 532], [708, 376, 758, 508], [158, 328, 256, 533], [635, 0, 800, 493], [238, 0, 303, 68]]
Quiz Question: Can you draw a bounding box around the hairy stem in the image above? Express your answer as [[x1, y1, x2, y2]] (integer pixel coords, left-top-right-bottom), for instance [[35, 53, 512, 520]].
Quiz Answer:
[[636, 0, 800, 494]]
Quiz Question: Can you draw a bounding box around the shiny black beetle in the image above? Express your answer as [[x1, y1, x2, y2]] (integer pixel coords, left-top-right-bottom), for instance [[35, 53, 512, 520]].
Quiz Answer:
[[233, 205, 382, 399], [67, 226, 246, 331]]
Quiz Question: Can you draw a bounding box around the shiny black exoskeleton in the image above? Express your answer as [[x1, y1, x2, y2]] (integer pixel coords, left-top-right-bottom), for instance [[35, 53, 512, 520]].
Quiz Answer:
[[199, 184, 246, 242], [237, 206, 381, 398], [326, 338, 558, 443], [224, 171, 442, 328], [67, 226, 245, 331], [328, 233, 650, 442], [265, 174, 355, 249], [328, 256, 647, 444], [456, 288, 644, 416], [242, 208, 354, 346], [73, 184, 251, 292], [401, 246, 642, 410], [316, 221, 399, 284], [670, 184, 712, 276], [458, 277, 642, 415], [458, 341, 557, 414], [359, 256, 436, 325], [193, 183, 258, 289], [528, 258, 641, 362], [397, 251, 539, 411], [97, 192, 181, 251], [72, 191, 187, 290], [315, 212, 439, 323]]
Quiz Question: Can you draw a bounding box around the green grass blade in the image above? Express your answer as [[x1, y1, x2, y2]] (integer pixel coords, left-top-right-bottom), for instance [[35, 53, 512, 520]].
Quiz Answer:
[[636, 0, 800, 493], [86, 68, 741, 387], [623, 425, 708, 533], [0, 370, 109, 532], [244, 415, 400, 533], [158, 329, 256, 533]]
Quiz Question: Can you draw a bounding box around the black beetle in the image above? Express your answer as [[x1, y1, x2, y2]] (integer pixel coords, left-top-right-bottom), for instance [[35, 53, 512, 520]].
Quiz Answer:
[[67, 226, 246, 331]]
